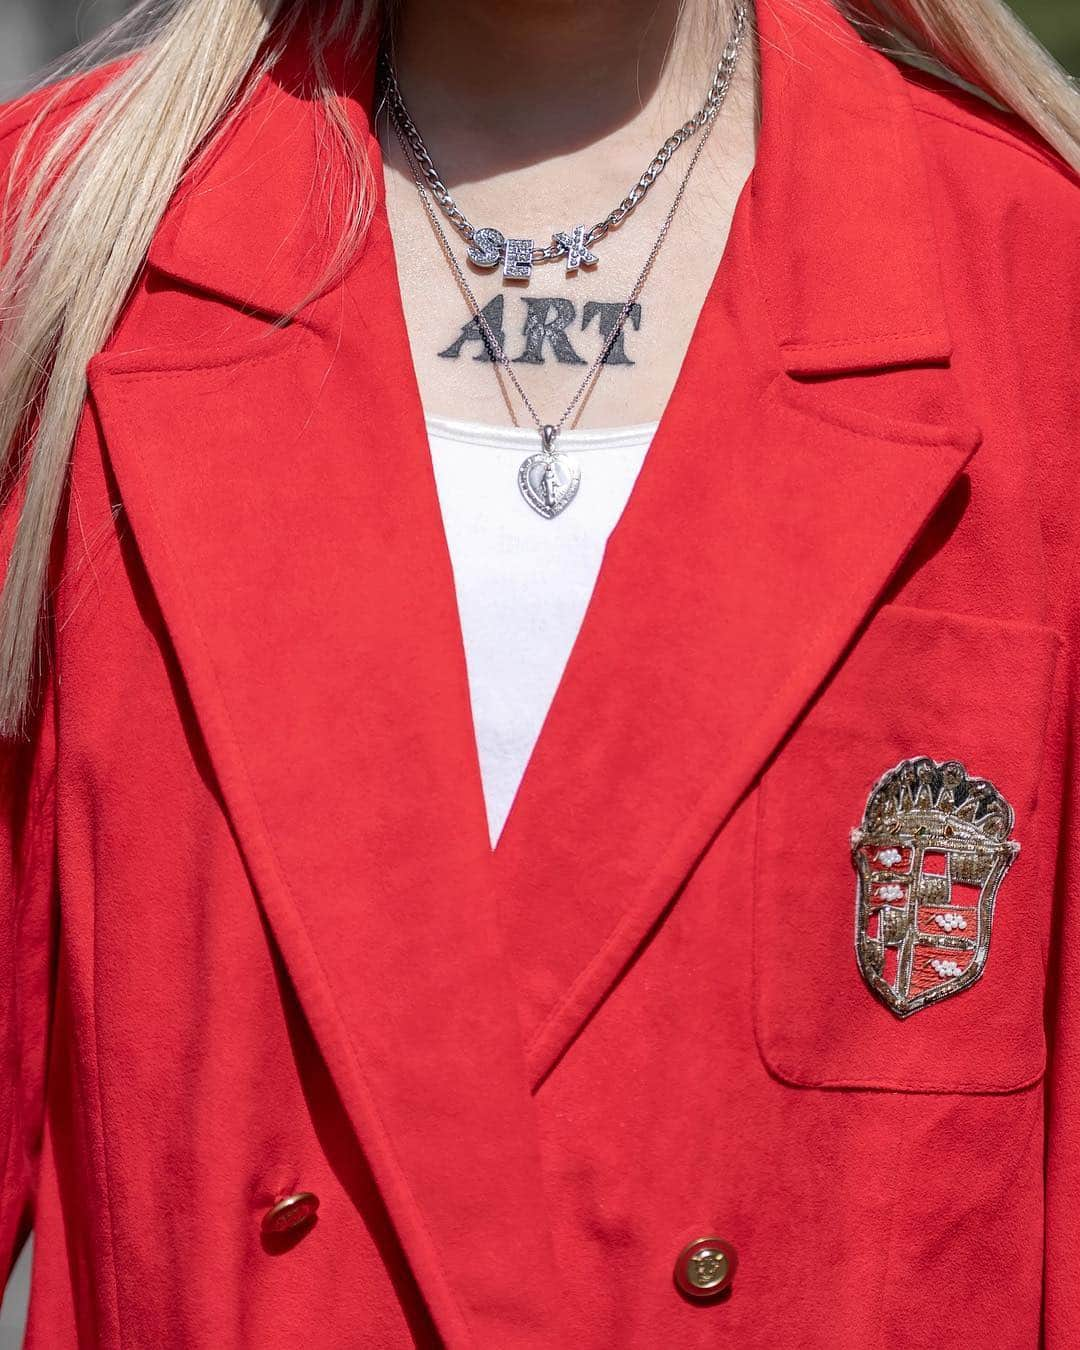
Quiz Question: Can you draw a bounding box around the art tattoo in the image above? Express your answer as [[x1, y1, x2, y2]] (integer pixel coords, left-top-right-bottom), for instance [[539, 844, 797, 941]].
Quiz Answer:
[[438, 296, 643, 367], [437, 295, 507, 362], [515, 298, 585, 366], [581, 301, 642, 367]]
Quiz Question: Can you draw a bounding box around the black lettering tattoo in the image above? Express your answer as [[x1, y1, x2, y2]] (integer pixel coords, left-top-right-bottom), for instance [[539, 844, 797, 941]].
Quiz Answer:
[[437, 293, 506, 362], [581, 300, 642, 366], [513, 297, 587, 366], [437, 296, 644, 366]]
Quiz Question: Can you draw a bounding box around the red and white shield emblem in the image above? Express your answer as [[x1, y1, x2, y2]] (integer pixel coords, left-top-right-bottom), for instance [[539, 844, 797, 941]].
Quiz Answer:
[[851, 757, 1019, 1018]]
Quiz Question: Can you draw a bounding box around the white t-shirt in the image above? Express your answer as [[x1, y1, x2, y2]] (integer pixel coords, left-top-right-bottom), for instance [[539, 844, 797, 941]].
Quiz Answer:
[[426, 413, 657, 847]]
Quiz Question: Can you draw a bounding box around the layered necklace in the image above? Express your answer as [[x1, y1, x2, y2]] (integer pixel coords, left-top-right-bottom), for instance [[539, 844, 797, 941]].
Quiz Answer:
[[380, 1, 748, 518]]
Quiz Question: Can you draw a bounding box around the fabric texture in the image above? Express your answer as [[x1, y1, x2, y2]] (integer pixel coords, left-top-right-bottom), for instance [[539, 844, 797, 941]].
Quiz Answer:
[[0, 0, 1077, 1345], [425, 415, 656, 846]]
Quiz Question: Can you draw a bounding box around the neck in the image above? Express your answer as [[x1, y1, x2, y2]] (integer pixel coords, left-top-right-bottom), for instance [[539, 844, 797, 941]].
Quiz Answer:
[[387, 0, 727, 159]]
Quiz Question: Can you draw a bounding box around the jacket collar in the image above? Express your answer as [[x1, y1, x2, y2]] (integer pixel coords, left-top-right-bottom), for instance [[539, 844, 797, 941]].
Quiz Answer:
[[146, 0, 952, 373], [750, 0, 953, 370]]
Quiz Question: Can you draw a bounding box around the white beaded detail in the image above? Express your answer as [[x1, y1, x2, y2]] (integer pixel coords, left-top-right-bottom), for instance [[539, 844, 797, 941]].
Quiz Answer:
[[877, 884, 905, 901], [933, 913, 968, 932], [876, 848, 903, 867], [930, 958, 964, 979]]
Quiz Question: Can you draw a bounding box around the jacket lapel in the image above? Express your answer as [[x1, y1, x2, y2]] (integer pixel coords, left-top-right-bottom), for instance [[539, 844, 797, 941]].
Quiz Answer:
[[88, 37, 562, 1350], [491, 0, 982, 1081]]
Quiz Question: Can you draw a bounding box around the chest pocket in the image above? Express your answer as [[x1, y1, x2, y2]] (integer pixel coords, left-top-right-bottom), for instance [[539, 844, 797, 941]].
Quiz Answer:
[[753, 602, 1061, 1094]]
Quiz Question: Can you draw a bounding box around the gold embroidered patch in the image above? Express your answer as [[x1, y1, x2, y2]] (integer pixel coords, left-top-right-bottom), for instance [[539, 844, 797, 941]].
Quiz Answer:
[[851, 758, 1019, 1018]]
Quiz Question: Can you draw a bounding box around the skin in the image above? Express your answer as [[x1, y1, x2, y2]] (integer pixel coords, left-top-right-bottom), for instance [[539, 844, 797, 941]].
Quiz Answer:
[[378, 0, 759, 429]]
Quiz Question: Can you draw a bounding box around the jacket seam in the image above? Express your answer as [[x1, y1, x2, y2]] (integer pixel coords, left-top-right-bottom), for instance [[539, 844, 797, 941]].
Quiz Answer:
[[90, 317, 309, 381], [911, 104, 1078, 182], [72, 624, 127, 1350], [780, 325, 940, 349], [91, 927, 126, 1348], [773, 380, 978, 448]]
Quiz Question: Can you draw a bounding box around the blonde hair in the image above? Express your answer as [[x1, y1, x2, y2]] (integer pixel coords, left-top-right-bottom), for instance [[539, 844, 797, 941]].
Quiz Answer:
[[0, 0, 1076, 737]]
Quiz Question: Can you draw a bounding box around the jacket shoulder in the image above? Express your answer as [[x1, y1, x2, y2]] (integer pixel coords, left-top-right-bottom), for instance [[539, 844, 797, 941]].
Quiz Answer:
[[900, 64, 1080, 205], [895, 67, 1079, 576], [0, 60, 130, 169], [897, 62, 1080, 327]]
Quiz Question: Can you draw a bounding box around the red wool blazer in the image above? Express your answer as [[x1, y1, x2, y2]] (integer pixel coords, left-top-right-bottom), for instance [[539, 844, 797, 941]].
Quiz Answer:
[[1, 0, 1078, 1345]]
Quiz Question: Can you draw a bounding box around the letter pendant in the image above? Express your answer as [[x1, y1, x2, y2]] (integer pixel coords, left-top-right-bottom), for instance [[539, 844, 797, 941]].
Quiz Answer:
[[553, 224, 599, 273], [466, 227, 505, 268]]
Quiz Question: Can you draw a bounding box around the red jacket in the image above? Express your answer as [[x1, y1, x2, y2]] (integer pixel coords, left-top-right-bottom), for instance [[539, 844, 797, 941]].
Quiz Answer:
[[2, 0, 1078, 1344]]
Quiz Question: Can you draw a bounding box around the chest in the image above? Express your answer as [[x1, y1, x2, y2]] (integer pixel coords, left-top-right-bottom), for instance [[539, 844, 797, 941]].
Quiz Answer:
[[379, 119, 755, 430]]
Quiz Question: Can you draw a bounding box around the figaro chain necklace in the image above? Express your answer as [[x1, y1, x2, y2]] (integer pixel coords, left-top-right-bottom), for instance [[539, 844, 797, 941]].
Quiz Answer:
[[382, 12, 746, 280], [382, 0, 748, 519]]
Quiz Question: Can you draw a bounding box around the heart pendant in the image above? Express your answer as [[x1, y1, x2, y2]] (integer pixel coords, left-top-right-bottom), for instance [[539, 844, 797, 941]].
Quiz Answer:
[[518, 450, 581, 519]]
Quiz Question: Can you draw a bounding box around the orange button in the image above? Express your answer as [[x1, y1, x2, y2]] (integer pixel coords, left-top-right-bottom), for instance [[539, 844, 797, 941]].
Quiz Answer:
[[674, 1235, 738, 1298], [262, 1191, 320, 1234]]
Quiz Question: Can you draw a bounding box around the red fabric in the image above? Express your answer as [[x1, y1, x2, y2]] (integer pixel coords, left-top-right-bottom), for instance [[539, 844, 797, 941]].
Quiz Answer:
[[1, 0, 1078, 1345]]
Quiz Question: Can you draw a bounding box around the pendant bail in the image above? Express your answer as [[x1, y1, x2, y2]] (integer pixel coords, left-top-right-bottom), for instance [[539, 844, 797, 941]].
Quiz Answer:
[[541, 424, 559, 454]]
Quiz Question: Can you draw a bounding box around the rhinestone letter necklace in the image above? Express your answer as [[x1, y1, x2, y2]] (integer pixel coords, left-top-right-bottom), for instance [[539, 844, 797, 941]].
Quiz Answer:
[[383, 0, 747, 519], [382, 13, 747, 280]]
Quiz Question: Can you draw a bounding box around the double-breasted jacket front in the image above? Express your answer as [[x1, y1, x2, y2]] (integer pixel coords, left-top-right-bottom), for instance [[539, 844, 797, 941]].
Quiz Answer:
[[1, 0, 1078, 1344]]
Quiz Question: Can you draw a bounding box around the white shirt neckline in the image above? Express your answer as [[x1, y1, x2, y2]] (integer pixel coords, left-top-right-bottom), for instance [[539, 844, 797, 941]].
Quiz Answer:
[[425, 412, 658, 848], [425, 413, 660, 453]]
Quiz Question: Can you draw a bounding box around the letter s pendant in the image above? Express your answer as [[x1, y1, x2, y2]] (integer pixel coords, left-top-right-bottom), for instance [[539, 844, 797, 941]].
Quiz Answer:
[[466, 227, 506, 269]]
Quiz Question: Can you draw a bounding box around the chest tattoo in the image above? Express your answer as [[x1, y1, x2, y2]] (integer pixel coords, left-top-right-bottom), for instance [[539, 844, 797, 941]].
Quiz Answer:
[[438, 295, 643, 367]]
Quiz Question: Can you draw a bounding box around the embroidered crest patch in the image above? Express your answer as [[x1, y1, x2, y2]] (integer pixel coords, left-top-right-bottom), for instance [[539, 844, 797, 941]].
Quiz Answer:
[[851, 757, 1019, 1018]]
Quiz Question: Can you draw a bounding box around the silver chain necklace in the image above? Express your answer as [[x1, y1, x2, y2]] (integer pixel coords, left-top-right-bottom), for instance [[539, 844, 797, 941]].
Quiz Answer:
[[380, 9, 747, 281], [383, 0, 747, 519]]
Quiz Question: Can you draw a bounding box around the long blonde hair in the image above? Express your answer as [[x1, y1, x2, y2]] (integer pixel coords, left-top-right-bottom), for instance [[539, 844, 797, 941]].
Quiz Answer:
[[0, 0, 1076, 737]]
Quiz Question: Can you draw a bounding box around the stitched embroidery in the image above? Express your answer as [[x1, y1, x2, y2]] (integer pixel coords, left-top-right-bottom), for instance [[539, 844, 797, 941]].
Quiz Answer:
[[850, 757, 1019, 1018]]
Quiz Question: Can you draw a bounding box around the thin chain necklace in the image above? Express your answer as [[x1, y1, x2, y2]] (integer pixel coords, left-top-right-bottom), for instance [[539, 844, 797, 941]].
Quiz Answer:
[[381, 23, 747, 281], [383, 0, 748, 519]]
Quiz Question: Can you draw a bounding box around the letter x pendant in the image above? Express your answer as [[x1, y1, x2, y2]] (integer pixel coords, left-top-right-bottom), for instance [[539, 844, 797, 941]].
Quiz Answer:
[[553, 225, 599, 272]]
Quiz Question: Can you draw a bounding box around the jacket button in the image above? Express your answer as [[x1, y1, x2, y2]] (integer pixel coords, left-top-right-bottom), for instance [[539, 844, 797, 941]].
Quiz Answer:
[[674, 1236, 738, 1298], [261, 1191, 320, 1234]]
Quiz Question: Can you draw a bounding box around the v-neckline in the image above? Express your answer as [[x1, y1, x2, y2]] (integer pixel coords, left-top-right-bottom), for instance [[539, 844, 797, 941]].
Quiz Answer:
[[368, 74, 760, 860], [425, 413, 661, 850]]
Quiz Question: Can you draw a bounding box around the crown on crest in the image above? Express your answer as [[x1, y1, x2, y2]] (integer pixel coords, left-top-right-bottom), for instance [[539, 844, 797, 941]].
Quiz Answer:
[[861, 756, 1016, 849]]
